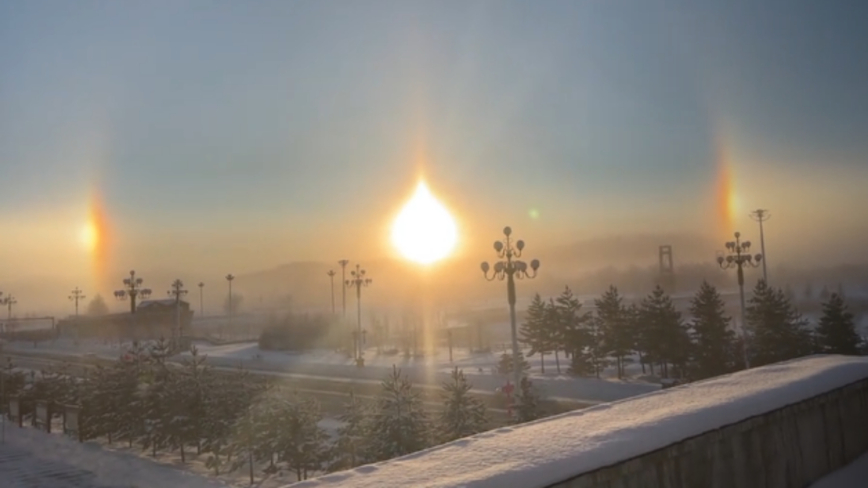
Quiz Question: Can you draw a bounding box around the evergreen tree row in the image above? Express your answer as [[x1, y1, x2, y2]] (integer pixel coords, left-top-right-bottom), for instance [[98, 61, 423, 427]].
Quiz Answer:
[[519, 281, 865, 382]]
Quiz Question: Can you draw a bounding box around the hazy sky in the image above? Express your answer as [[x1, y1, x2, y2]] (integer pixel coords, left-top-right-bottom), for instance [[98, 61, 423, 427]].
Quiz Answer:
[[1, 0, 867, 306]]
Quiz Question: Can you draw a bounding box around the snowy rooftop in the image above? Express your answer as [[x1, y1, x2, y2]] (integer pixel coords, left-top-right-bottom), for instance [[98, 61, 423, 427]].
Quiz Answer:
[[293, 355, 868, 488]]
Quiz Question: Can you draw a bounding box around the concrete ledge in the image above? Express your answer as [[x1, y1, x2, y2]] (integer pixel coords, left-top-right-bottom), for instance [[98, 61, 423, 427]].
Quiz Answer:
[[550, 378, 868, 488]]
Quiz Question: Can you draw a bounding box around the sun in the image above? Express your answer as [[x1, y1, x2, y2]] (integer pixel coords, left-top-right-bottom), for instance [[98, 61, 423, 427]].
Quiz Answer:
[[79, 221, 98, 251], [391, 181, 458, 265]]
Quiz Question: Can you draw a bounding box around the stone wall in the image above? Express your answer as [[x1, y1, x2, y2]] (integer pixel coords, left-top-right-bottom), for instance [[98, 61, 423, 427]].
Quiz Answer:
[[550, 378, 868, 488]]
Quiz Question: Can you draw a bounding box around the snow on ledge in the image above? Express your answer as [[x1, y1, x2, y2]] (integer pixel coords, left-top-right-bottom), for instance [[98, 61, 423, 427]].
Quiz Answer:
[[292, 355, 868, 488]]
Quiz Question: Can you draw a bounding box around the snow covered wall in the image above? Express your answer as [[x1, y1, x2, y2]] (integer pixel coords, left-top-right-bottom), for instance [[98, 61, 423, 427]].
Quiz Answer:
[[293, 355, 868, 488]]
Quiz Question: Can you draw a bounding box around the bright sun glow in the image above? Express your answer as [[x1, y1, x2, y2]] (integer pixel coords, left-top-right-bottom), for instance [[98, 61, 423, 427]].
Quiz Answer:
[[79, 221, 98, 251], [391, 181, 458, 265]]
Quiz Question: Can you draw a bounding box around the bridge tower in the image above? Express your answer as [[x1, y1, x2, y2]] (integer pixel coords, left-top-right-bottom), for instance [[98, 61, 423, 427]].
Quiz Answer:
[[657, 245, 676, 294]]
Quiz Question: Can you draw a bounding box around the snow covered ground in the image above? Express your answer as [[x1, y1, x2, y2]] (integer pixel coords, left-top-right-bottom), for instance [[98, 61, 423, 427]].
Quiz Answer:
[[3, 338, 660, 404], [289, 355, 868, 488], [182, 341, 659, 404], [812, 451, 868, 488], [0, 424, 228, 488]]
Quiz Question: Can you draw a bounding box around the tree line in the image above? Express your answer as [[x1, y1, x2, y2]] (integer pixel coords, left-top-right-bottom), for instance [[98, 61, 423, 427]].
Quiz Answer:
[[517, 281, 865, 382], [0, 341, 544, 483]]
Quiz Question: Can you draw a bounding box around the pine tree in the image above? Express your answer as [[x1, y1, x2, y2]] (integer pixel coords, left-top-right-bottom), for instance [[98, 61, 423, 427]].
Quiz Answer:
[[595, 286, 632, 378], [273, 395, 329, 481], [365, 366, 429, 462], [86, 294, 110, 316], [519, 294, 549, 373], [746, 280, 812, 366], [689, 281, 737, 379], [554, 287, 596, 377], [513, 377, 543, 424], [438, 368, 488, 443], [624, 304, 647, 375], [554, 287, 589, 375], [819, 285, 831, 301], [329, 390, 369, 471], [496, 351, 530, 377], [639, 286, 689, 379], [816, 293, 861, 355]]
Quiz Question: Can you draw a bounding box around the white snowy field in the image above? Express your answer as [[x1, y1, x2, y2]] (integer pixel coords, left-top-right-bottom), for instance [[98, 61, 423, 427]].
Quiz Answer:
[[812, 451, 868, 488], [181, 341, 659, 403], [0, 424, 229, 488], [0, 418, 344, 488], [3, 338, 661, 404], [290, 355, 868, 488]]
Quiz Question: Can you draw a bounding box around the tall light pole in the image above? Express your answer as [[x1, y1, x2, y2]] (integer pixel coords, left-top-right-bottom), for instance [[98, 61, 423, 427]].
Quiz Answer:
[[750, 209, 770, 284], [168, 279, 188, 345], [345, 264, 371, 366], [481, 226, 540, 392], [198, 282, 205, 317], [69, 287, 86, 345], [326, 270, 337, 315], [338, 260, 349, 318], [114, 270, 151, 314], [226, 274, 234, 339], [69, 287, 86, 318], [2, 294, 17, 321], [717, 231, 763, 369]]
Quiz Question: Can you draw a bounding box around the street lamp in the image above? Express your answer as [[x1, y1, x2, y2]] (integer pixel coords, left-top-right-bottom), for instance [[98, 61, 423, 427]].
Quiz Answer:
[[168, 279, 188, 345], [346, 264, 371, 366], [198, 282, 205, 317], [481, 226, 540, 391], [225, 274, 234, 339], [326, 270, 337, 315], [717, 231, 762, 369], [68, 287, 86, 345], [750, 209, 771, 284], [114, 270, 151, 314], [338, 260, 349, 318], [1, 294, 17, 321]]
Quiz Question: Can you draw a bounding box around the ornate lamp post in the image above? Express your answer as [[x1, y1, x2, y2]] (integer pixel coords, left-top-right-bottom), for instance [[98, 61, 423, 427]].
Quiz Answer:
[[717, 231, 762, 369], [114, 270, 151, 314], [338, 260, 349, 318], [197, 282, 204, 317], [1, 294, 16, 321], [481, 226, 540, 391], [68, 287, 86, 344], [346, 264, 372, 366], [326, 270, 337, 315], [750, 209, 771, 284], [168, 279, 188, 344]]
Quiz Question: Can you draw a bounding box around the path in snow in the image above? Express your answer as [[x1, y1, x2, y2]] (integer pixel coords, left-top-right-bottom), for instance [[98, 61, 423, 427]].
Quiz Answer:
[[0, 423, 228, 488]]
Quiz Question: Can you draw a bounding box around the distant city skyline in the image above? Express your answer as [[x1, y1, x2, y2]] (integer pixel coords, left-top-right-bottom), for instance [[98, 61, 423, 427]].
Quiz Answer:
[[1, 1, 867, 304]]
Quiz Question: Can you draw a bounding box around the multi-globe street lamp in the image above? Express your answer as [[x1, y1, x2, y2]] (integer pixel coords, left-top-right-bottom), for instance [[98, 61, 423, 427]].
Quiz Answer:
[[114, 270, 151, 314], [326, 270, 337, 315], [481, 226, 540, 391], [346, 264, 371, 366], [750, 209, 771, 284], [168, 279, 188, 345], [717, 231, 763, 369], [69, 287, 86, 345], [1, 294, 17, 321], [338, 260, 349, 318]]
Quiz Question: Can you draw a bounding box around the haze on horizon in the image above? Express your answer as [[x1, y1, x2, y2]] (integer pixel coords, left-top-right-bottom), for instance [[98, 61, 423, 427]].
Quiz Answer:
[[1, 1, 867, 315]]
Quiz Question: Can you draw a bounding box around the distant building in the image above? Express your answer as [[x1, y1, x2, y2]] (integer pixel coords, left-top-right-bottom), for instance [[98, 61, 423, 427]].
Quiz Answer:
[[57, 299, 193, 342]]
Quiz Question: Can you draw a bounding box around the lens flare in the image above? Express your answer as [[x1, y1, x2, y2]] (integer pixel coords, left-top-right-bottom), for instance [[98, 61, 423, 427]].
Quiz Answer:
[[86, 191, 112, 292], [713, 139, 739, 238], [391, 181, 458, 265]]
